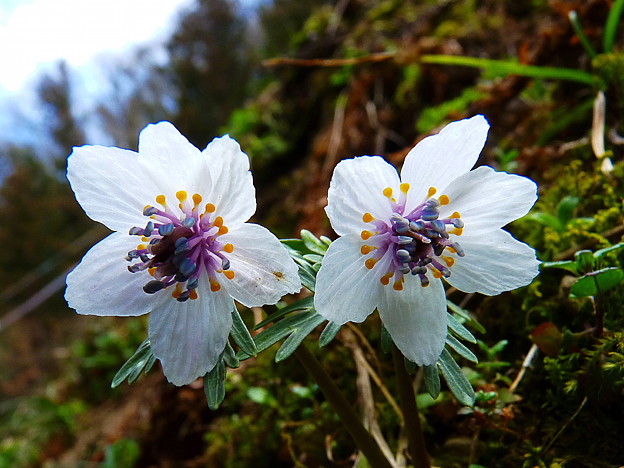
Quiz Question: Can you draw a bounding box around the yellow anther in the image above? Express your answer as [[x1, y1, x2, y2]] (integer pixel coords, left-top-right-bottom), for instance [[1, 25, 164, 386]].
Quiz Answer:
[[443, 256, 455, 267], [400, 183, 410, 193], [393, 279, 404, 291], [148, 267, 157, 277], [224, 270, 235, 280], [380, 273, 392, 285], [141, 236, 149, 242], [172, 284, 183, 299], [382, 187, 393, 198], [205, 203, 216, 213], [427, 187, 437, 197], [365, 258, 378, 269], [360, 245, 376, 255], [361, 230, 373, 240], [451, 211, 461, 218], [438, 194, 450, 205], [223, 243, 234, 253], [155, 194, 166, 205], [362, 212, 374, 223], [192, 193, 202, 207], [451, 228, 463, 236], [218, 225, 229, 235], [210, 280, 221, 292], [137, 244, 147, 250], [432, 269, 443, 279], [213, 216, 224, 227], [189, 290, 198, 300], [446, 246, 457, 254], [176, 190, 188, 202]]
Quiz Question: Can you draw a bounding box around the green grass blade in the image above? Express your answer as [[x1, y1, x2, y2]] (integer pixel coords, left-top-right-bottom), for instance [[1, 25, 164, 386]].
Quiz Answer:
[[420, 55, 596, 85], [604, 0, 624, 52]]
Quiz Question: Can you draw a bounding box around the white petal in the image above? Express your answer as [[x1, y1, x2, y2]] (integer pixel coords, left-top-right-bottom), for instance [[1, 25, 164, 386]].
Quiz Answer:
[[378, 276, 447, 366], [445, 229, 540, 295], [314, 235, 391, 324], [65, 232, 157, 316], [220, 223, 301, 307], [439, 166, 537, 235], [148, 276, 233, 386], [67, 145, 158, 232], [326, 156, 400, 236], [401, 115, 490, 210], [137, 121, 212, 198], [202, 135, 255, 230]]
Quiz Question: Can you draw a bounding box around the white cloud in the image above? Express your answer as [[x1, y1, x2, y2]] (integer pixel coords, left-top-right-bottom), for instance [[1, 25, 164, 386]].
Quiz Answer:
[[0, 0, 193, 92]]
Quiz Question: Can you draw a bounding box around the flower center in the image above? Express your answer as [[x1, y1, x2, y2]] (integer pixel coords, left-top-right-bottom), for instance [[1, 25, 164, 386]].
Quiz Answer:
[[359, 184, 465, 290], [126, 190, 235, 302]]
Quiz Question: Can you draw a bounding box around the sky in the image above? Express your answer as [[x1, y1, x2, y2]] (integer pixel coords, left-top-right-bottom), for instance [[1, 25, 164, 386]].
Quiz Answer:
[[0, 0, 263, 148], [0, 0, 195, 94]]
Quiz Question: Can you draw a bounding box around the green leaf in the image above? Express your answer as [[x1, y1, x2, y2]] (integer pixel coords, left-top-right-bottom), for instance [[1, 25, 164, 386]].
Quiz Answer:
[[556, 196, 580, 226], [204, 360, 226, 410], [380, 323, 392, 353], [254, 296, 314, 329], [239, 311, 320, 359], [420, 54, 597, 85], [282, 240, 318, 291], [571, 268, 624, 297], [404, 357, 419, 375], [438, 349, 475, 406], [231, 308, 257, 357], [423, 364, 441, 399], [111, 339, 154, 388], [319, 321, 342, 347], [574, 249, 595, 273], [447, 314, 477, 344], [540, 260, 580, 275], [275, 313, 326, 362], [594, 242, 624, 260], [447, 300, 486, 334], [247, 387, 278, 407], [300, 229, 329, 255], [446, 334, 478, 363], [223, 341, 240, 369], [524, 212, 563, 232]]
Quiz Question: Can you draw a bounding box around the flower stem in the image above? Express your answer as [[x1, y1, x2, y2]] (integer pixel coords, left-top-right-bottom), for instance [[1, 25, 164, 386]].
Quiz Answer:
[[391, 345, 431, 468], [294, 344, 393, 468]]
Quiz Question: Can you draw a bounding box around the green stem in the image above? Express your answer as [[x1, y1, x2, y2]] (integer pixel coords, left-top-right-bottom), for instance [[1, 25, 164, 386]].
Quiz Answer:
[[391, 346, 431, 468], [294, 345, 393, 468]]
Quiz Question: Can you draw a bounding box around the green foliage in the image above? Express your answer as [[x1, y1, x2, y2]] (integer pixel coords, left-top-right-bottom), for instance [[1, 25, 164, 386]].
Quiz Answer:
[[416, 87, 485, 133], [99, 439, 140, 468], [0, 396, 85, 468]]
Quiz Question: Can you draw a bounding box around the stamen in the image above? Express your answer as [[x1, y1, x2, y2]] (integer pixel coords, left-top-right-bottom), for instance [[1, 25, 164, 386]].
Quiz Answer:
[[155, 194, 166, 206], [192, 193, 202, 207], [224, 270, 235, 280], [223, 243, 234, 253], [361, 230, 373, 240], [362, 212, 374, 223], [205, 203, 216, 213], [143, 280, 165, 294], [143, 206, 158, 216], [427, 187, 437, 197], [361, 245, 375, 255], [438, 194, 450, 205], [365, 258, 378, 269], [400, 183, 410, 193], [382, 187, 393, 198], [158, 223, 175, 236]]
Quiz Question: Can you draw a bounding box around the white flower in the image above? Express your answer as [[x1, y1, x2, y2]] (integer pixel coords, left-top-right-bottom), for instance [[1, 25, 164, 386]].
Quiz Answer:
[[314, 116, 539, 365], [65, 122, 301, 386]]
